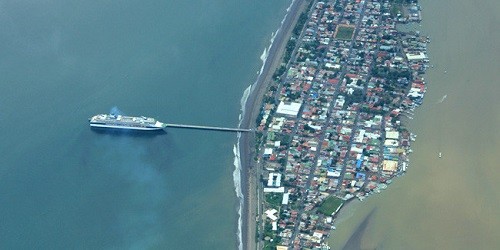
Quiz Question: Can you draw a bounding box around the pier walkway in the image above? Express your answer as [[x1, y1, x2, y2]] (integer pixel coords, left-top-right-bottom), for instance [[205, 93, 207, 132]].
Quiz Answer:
[[164, 123, 252, 133]]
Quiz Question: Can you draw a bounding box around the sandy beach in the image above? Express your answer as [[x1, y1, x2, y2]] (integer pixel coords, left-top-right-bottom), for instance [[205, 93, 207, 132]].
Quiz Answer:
[[239, 0, 308, 249]]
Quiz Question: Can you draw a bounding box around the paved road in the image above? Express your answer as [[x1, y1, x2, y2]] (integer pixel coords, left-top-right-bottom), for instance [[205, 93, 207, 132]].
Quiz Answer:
[[288, 0, 371, 245]]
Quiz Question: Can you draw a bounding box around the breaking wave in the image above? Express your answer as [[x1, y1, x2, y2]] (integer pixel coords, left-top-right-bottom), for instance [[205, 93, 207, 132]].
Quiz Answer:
[[232, 1, 296, 249], [232, 144, 244, 250], [233, 84, 251, 250]]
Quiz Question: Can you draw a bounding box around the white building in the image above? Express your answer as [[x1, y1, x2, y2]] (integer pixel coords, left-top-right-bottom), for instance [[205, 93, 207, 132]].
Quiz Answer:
[[263, 187, 285, 193], [276, 101, 302, 117], [267, 173, 282, 187], [406, 52, 427, 61]]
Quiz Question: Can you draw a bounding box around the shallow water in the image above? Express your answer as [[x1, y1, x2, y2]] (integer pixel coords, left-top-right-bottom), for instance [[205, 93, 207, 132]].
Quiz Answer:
[[329, 0, 500, 249], [0, 1, 289, 249]]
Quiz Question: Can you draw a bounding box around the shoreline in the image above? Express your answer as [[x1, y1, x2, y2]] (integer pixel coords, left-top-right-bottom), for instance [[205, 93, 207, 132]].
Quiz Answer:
[[238, 0, 432, 248], [238, 1, 308, 250]]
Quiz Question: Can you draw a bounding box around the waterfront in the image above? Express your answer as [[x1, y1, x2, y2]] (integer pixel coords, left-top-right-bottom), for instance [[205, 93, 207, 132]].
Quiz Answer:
[[249, 0, 436, 248], [330, 0, 500, 249], [0, 1, 290, 249]]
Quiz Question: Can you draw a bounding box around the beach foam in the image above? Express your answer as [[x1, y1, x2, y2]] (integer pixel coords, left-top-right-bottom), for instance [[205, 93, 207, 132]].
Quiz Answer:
[[233, 84, 251, 250], [233, 144, 244, 250], [233, 1, 297, 249], [253, 0, 292, 89]]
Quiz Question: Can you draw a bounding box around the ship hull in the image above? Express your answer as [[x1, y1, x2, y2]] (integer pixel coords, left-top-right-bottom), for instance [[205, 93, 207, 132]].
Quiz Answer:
[[90, 123, 164, 131]]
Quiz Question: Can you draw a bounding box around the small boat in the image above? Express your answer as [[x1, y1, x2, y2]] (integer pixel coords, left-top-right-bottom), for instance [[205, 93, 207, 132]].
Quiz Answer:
[[438, 152, 442, 158]]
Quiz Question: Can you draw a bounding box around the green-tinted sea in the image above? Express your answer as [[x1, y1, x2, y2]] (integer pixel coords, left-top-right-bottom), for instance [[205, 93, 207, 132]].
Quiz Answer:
[[0, 1, 290, 249]]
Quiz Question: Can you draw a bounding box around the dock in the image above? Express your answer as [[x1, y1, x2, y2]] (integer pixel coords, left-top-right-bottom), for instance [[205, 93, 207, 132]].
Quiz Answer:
[[164, 123, 252, 133]]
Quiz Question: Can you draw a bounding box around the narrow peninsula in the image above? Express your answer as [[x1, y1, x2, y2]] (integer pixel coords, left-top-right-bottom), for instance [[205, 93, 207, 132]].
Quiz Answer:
[[243, 0, 429, 249]]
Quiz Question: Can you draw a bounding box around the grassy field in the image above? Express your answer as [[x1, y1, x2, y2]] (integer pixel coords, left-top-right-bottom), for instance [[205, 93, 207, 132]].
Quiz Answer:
[[318, 196, 344, 215], [335, 25, 355, 40], [265, 193, 283, 209]]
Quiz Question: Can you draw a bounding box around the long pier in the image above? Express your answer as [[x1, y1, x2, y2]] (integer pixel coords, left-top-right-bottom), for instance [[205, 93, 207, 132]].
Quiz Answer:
[[164, 123, 252, 133]]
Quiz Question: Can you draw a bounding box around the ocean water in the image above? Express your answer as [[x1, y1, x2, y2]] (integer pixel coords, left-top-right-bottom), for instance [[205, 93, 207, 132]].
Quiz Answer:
[[0, 1, 290, 249], [329, 0, 500, 249]]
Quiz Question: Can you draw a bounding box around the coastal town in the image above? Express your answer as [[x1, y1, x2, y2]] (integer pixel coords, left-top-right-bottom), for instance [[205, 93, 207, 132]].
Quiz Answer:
[[252, 0, 429, 249]]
